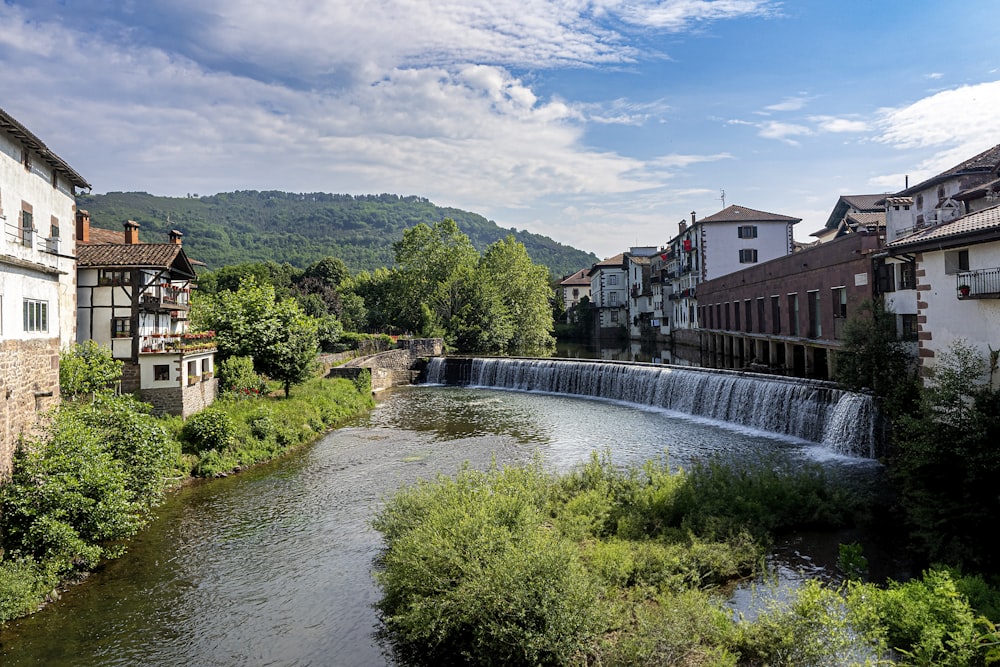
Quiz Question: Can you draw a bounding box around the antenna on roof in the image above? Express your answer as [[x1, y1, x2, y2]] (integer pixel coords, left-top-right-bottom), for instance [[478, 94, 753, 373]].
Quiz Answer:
[[720, 189, 726, 208]]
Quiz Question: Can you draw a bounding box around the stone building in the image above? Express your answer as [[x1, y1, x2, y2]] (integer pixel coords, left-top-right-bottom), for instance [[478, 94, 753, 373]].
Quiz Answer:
[[0, 107, 90, 476], [76, 214, 217, 416]]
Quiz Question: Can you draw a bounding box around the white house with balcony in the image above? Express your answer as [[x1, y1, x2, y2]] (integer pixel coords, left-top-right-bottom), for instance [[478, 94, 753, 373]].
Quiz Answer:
[[885, 143, 1000, 386], [0, 106, 89, 476], [75, 213, 217, 416]]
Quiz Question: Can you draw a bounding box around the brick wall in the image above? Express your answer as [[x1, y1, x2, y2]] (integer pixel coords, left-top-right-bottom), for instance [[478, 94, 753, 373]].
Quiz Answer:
[[0, 338, 61, 477]]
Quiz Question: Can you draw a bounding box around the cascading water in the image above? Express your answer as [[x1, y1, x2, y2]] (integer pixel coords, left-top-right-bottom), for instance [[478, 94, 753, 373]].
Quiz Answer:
[[422, 357, 879, 458]]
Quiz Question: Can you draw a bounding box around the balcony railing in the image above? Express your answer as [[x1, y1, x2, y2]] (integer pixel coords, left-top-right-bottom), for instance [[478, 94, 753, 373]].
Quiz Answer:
[[957, 267, 1000, 299], [140, 284, 191, 310], [139, 331, 216, 353]]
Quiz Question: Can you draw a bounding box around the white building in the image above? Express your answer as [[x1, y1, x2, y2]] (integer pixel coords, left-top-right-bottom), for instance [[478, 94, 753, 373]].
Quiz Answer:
[[885, 144, 1000, 385], [0, 107, 90, 475], [665, 206, 799, 343], [557, 268, 591, 323], [588, 253, 628, 339]]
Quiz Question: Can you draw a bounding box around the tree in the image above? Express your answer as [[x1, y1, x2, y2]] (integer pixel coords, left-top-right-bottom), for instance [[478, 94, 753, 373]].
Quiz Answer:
[[834, 298, 917, 420], [303, 256, 349, 288], [59, 341, 124, 399], [393, 218, 478, 333], [192, 276, 319, 396], [479, 235, 555, 353]]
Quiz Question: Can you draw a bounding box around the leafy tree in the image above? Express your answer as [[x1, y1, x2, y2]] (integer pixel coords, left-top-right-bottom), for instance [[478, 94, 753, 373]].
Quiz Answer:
[[479, 235, 555, 353], [59, 341, 123, 399], [834, 298, 918, 420], [192, 276, 319, 396], [393, 218, 478, 333], [303, 256, 349, 288]]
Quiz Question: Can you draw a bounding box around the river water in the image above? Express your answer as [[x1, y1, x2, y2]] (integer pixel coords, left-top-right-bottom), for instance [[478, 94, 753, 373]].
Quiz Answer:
[[0, 384, 880, 666]]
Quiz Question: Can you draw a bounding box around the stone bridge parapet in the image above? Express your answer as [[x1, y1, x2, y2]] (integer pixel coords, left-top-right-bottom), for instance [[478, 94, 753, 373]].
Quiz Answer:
[[326, 338, 443, 392]]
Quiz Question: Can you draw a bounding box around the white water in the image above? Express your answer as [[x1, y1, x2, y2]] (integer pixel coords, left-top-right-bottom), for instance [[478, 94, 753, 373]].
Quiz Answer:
[[424, 357, 878, 458]]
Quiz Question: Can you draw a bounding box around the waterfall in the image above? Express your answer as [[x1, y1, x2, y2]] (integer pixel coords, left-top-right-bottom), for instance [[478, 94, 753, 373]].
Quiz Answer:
[[425, 357, 878, 458]]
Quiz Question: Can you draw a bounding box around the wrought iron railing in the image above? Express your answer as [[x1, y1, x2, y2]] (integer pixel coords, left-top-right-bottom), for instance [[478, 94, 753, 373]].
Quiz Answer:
[[956, 267, 1000, 299]]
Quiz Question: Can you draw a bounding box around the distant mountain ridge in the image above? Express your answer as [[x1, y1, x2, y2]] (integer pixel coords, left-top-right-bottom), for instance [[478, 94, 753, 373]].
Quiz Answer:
[[76, 190, 599, 278]]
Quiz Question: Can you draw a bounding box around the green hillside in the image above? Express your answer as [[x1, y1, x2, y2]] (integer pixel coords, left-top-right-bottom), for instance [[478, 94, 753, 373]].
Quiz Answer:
[[76, 191, 598, 278]]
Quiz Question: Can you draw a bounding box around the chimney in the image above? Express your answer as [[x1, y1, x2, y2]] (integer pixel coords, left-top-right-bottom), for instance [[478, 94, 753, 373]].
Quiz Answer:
[[123, 220, 140, 244], [169, 229, 184, 245], [75, 209, 90, 244], [678, 219, 687, 234], [691, 211, 696, 225]]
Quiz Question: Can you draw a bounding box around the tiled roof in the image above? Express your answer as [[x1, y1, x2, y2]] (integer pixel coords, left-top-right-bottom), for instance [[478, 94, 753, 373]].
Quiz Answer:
[[697, 205, 800, 224], [953, 175, 1000, 201], [888, 204, 1000, 249], [846, 212, 886, 227], [559, 268, 591, 286], [588, 253, 625, 275], [84, 227, 126, 244], [840, 194, 885, 212], [77, 243, 185, 268], [897, 143, 1000, 195], [0, 106, 91, 189]]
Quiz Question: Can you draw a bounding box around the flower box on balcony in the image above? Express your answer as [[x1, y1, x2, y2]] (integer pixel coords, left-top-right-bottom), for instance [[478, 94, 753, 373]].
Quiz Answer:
[[187, 375, 199, 386]]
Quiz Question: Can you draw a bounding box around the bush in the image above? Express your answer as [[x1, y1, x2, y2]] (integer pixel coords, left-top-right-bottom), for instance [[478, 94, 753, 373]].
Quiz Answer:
[[181, 409, 236, 454], [216, 355, 264, 397], [59, 340, 124, 399], [0, 557, 54, 623]]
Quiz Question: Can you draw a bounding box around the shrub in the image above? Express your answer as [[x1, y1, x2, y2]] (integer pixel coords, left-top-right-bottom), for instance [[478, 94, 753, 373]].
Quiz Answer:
[[217, 355, 264, 397], [59, 340, 124, 399], [181, 409, 236, 454]]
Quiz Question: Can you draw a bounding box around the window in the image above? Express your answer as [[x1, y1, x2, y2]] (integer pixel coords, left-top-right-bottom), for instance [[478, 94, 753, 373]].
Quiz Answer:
[[23, 299, 48, 332], [744, 299, 752, 332], [725, 302, 731, 330], [944, 249, 970, 275], [154, 364, 170, 381], [610, 310, 619, 323], [201, 358, 211, 375], [50, 216, 59, 238], [899, 262, 916, 290], [112, 317, 132, 338], [609, 292, 618, 306], [99, 269, 133, 286], [771, 296, 781, 334], [915, 194, 924, 209], [608, 274, 618, 286], [22, 149, 31, 172], [572, 288, 579, 298], [757, 298, 766, 333], [787, 294, 799, 336], [733, 301, 741, 331], [876, 259, 895, 293], [20, 209, 33, 247], [807, 291, 822, 338], [900, 314, 918, 341], [831, 287, 847, 319], [739, 248, 758, 263], [737, 225, 758, 239]]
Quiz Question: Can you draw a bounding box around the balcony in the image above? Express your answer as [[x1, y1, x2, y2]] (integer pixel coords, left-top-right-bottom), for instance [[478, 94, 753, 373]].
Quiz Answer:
[[139, 331, 216, 354], [140, 284, 192, 311], [956, 268, 1000, 299]]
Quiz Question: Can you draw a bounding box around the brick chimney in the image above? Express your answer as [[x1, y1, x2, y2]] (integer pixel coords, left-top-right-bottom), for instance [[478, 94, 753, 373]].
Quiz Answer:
[[169, 229, 183, 245], [124, 220, 140, 244], [678, 219, 687, 234], [75, 209, 91, 243]]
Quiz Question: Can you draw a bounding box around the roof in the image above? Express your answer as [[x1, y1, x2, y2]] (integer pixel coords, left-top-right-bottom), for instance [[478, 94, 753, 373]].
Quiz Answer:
[[588, 253, 625, 275], [896, 143, 1000, 196], [85, 227, 126, 244], [845, 212, 886, 228], [559, 268, 591, 286], [696, 204, 801, 224], [888, 204, 1000, 250], [952, 175, 1000, 201], [0, 106, 91, 190], [822, 194, 885, 230]]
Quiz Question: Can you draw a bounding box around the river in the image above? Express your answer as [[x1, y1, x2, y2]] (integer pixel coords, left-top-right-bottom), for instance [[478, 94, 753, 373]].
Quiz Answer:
[[0, 384, 881, 666]]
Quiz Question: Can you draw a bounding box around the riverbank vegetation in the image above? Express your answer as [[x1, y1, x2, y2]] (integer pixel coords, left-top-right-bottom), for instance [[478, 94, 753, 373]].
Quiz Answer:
[[373, 454, 1000, 666], [0, 344, 373, 624]]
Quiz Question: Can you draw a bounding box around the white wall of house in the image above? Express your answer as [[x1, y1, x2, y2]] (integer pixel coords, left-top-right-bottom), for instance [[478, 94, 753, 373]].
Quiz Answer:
[[590, 264, 627, 330], [1, 130, 78, 349], [919, 240, 1000, 388], [702, 221, 792, 281]]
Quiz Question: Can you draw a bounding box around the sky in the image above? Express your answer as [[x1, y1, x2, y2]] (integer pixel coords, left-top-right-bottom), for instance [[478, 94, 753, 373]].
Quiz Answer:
[[2, 1, 1000, 262]]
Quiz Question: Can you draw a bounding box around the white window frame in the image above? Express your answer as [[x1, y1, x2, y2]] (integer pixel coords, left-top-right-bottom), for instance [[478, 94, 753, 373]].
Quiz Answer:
[[23, 299, 48, 333]]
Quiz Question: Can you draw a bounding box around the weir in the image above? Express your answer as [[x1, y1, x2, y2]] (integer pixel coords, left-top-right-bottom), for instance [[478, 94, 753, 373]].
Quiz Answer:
[[423, 357, 880, 458]]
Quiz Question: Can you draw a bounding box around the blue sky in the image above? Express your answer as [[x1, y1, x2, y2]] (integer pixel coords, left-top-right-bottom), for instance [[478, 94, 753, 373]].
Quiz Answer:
[[2, 1, 999, 262]]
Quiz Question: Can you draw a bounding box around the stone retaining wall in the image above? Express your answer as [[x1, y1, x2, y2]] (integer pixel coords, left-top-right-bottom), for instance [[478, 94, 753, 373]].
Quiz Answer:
[[328, 338, 442, 392], [0, 337, 61, 478]]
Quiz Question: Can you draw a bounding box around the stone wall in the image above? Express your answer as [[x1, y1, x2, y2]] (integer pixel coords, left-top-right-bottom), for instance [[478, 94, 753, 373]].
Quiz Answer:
[[0, 337, 61, 478], [141, 378, 218, 418], [329, 338, 442, 392]]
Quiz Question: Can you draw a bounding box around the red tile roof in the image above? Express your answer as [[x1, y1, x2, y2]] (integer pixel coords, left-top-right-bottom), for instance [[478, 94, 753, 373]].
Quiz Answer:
[[76, 243, 187, 268], [697, 205, 800, 224]]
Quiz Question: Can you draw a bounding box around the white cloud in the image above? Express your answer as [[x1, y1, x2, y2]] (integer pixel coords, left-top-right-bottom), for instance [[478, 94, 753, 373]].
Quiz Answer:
[[765, 95, 810, 112], [757, 121, 812, 145], [809, 115, 870, 133], [873, 79, 1000, 185]]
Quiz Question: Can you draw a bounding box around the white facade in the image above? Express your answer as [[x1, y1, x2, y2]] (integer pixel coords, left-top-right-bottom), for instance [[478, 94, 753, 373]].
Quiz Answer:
[[700, 218, 793, 281], [589, 255, 628, 332]]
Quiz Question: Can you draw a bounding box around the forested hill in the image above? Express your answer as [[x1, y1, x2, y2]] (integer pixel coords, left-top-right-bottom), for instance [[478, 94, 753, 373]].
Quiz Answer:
[[76, 191, 599, 277]]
